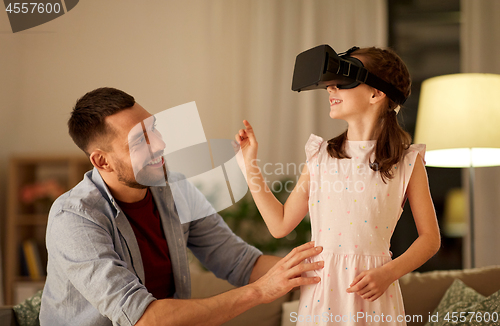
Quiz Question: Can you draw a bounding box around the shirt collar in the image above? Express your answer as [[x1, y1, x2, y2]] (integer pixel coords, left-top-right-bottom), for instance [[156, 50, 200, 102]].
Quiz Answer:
[[90, 167, 121, 213]]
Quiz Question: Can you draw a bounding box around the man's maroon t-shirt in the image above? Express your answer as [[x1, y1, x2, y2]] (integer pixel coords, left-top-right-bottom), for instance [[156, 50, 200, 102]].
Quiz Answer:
[[116, 189, 175, 299]]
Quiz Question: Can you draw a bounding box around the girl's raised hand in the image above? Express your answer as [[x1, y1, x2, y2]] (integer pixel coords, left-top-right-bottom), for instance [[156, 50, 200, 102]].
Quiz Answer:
[[234, 120, 258, 163], [345, 266, 396, 302]]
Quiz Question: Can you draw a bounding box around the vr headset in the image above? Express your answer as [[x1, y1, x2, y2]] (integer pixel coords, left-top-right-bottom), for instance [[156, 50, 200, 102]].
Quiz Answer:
[[291, 45, 407, 105]]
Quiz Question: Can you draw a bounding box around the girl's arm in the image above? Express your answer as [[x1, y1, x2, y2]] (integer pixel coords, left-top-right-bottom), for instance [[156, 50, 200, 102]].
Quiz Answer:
[[384, 153, 441, 278], [346, 153, 441, 301], [235, 120, 310, 238]]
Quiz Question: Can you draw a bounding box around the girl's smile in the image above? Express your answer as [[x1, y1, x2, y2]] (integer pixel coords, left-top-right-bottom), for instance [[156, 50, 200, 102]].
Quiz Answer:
[[329, 97, 343, 106]]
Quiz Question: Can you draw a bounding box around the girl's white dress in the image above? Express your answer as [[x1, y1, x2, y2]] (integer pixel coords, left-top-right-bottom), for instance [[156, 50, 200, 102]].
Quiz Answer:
[[297, 134, 426, 325]]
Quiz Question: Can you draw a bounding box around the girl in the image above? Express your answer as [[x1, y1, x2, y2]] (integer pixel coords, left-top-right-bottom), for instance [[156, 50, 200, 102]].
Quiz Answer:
[[235, 47, 440, 325]]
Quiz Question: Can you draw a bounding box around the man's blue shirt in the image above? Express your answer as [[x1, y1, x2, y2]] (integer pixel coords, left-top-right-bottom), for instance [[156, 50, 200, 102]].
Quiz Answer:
[[40, 168, 262, 326]]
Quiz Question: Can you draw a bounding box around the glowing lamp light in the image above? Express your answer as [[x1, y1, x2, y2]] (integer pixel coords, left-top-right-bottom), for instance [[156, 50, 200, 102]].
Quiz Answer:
[[414, 73, 500, 268]]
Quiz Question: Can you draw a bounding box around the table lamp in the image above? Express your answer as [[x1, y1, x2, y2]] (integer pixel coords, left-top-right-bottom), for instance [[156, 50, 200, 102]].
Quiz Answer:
[[414, 73, 500, 268]]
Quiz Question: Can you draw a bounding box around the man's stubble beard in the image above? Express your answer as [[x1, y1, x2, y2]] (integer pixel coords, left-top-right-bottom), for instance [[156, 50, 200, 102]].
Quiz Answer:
[[116, 158, 168, 189]]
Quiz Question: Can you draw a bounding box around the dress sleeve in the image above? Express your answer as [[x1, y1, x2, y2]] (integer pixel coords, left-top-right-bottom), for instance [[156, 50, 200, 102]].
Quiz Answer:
[[402, 143, 426, 199], [305, 134, 324, 162]]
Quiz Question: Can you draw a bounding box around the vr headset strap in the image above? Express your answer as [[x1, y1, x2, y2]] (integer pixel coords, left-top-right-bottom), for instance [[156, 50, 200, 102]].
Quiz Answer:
[[335, 60, 406, 105], [364, 73, 406, 105]]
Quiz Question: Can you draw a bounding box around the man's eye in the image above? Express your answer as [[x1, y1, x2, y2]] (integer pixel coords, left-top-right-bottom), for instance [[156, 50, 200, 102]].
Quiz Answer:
[[135, 136, 145, 146]]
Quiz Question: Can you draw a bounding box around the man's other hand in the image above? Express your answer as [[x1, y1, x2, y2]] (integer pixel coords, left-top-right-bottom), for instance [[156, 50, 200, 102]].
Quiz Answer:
[[250, 241, 323, 304]]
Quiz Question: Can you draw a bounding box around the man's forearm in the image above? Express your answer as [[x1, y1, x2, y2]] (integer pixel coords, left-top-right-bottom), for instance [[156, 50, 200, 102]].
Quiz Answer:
[[136, 242, 324, 326], [136, 284, 262, 326], [248, 254, 281, 283]]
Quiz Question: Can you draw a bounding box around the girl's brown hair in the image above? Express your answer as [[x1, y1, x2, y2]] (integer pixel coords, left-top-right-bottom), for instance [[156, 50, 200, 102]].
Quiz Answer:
[[326, 47, 412, 184]]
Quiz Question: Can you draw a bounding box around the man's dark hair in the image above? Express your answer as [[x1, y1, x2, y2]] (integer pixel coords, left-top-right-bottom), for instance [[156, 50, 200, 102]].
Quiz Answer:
[[68, 87, 135, 155]]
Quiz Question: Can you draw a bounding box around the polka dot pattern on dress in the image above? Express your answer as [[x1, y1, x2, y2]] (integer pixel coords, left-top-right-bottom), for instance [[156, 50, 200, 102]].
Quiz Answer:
[[302, 134, 419, 321]]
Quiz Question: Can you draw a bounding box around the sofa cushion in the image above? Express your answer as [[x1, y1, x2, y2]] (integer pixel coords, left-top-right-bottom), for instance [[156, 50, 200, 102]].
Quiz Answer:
[[12, 290, 42, 326], [400, 265, 500, 326], [424, 278, 500, 326]]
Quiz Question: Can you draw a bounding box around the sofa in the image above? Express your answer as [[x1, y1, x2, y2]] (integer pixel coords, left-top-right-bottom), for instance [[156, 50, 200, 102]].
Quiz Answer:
[[1, 265, 499, 326]]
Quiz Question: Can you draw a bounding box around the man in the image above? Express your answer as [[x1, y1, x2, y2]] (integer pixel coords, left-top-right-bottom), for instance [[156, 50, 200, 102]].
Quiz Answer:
[[40, 87, 323, 325]]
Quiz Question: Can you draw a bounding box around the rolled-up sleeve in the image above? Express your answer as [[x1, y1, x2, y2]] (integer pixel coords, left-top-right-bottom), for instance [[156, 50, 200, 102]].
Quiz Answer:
[[46, 209, 155, 325]]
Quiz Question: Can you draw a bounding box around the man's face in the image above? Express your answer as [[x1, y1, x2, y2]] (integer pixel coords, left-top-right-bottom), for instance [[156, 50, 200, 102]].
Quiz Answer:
[[106, 103, 167, 189]]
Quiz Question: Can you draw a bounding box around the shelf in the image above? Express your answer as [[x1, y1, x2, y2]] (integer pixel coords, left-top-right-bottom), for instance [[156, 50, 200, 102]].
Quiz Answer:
[[17, 214, 49, 226], [13, 279, 46, 305], [4, 154, 92, 305], [15, 276, 46, 283]]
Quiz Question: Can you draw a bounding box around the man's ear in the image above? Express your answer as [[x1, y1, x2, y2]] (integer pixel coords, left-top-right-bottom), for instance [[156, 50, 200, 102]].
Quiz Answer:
[[90, 150, 113, 172], [370, 89, 386, 104]]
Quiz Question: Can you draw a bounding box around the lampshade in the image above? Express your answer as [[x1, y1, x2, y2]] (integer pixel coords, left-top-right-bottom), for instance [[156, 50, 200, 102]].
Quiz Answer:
[[414, 73, 500, 167]]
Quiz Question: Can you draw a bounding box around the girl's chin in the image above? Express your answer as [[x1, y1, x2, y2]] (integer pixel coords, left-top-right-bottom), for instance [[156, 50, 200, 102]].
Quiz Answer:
[[329, 110, 341, 119]]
